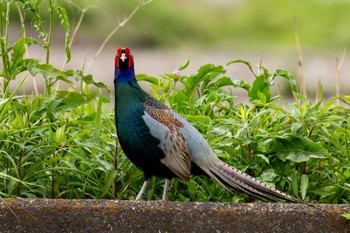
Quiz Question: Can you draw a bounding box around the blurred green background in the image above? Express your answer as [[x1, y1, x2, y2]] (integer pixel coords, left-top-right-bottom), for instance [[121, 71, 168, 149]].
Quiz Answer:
[[8, 0, 350, 96], [71, 0, 350, 52]]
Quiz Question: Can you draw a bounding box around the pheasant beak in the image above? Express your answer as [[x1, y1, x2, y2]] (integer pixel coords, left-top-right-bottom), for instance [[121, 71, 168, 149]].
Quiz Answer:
[[120, 53, 127, 62]]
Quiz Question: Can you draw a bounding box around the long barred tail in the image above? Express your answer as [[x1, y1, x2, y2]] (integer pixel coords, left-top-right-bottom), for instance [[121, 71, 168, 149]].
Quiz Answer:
[[206, 161, 299, 202]]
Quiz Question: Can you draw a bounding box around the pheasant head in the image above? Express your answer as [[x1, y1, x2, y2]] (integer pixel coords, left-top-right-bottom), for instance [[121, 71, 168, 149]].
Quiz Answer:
[[114, 47, 136, 83]]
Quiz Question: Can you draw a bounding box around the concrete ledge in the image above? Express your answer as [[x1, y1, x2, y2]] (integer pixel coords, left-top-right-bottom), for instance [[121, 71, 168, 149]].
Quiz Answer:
[[0, 199, 349, 233]]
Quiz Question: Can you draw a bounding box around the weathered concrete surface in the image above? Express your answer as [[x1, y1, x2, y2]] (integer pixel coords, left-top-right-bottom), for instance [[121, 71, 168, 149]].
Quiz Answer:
[[0, 199, 349, 233]]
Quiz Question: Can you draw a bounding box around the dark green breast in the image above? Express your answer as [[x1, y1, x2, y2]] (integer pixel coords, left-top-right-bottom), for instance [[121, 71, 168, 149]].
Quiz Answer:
[[115, 82, 177, 179]]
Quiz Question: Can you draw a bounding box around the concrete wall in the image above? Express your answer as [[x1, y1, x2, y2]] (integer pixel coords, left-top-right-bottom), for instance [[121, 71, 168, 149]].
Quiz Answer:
[[0, 199, 349, 232]]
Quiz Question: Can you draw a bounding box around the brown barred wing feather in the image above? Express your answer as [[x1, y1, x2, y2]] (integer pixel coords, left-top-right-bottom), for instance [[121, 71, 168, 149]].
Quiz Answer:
[[143, 105, 191, 181]]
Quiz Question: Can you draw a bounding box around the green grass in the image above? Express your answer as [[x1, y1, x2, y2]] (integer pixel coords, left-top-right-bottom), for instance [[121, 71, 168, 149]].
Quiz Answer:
[[0, 0, 349, 203]]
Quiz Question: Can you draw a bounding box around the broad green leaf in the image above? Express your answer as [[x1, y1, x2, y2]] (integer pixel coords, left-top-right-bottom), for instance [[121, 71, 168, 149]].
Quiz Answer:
[[136, 74, 158, 85], [9, 37, 26, 76], [67, 70, 108, 90], [255, 153, 270, 164], [275, 136, 328, 163], [55, 91, 96, 111], [25, 60, 73, 84], [291, 171, 299, 198], [260, 168, 277, 182], [232, 79, 251, 91], [250, 99, 265, 107], [183, 64, 226, 96], [183, 114, 211, 126], [210, 76, 234, 88], [256, 91, 267, 104], [8, 38, 38, 77], [300, 174, 309, 200], [248, 75, 270, 105], [277, 149, 327, 163], [227, 59, 256, 76], [273, 69, 298, 93]]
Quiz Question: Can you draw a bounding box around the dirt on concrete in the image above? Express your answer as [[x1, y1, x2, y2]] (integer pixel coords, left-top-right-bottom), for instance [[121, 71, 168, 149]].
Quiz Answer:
[[0, 198, 349, 233]]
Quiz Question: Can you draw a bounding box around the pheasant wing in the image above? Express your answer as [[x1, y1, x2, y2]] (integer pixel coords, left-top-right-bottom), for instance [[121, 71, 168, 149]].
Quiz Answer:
[[142, 105, 191, 181]]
